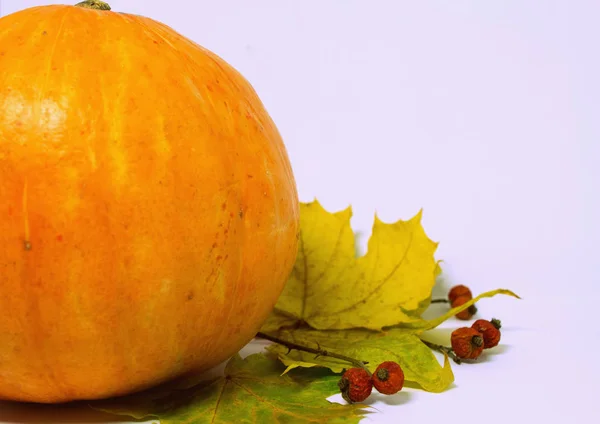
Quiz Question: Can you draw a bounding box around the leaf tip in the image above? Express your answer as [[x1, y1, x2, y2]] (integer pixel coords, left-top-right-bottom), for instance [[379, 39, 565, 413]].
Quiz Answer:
[[413, 208, 424, 223], [498, 288, 522, 299], [280, 366, 295, 376], [373, 211, 383, 225], [300, 197, 319, 207]]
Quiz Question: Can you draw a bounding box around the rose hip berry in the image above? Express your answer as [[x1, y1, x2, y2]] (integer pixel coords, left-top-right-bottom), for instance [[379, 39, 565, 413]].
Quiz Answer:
[[452, 295, 478, 320], [448, 284, 472, 304], [338, 368, 373, 403], [471, 318, 502, 348], [451, 327, 485, 359], [372, 361, 404, 395]]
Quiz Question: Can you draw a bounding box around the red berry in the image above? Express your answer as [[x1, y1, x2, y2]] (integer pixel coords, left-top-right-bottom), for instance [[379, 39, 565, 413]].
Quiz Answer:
[[452, 295, 477, 320], [338, 368, 373, 403], [451, 327, 485, 359], [448, 284, 472, 303], [471, 318, 501, 348], [372, 361, 404, 395]]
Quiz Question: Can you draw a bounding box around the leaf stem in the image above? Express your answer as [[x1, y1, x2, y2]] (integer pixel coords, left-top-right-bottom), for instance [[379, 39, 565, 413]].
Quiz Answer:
[[420, 339, 462, 364], [255, 331, 371, 375], [430, 298, 450, 304]]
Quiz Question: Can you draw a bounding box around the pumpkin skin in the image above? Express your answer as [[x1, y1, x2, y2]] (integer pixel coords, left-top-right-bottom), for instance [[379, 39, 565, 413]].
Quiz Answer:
[[0, 4, 299, 403]]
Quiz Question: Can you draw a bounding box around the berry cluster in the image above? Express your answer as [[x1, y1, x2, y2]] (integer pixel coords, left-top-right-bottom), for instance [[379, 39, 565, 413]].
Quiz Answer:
[[451, 318, 502, 360], [337, 361, 404, 403], [336, 286, 504, 403]]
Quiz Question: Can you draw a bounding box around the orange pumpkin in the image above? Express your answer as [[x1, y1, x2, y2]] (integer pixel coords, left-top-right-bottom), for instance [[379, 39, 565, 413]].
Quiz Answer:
[[0, 1, 299, 403]]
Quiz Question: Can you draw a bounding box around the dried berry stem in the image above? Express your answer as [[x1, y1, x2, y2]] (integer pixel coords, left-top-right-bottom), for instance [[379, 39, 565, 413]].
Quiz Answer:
[[430, 298, 450, 304], [491, 318, 502, 329], [420, 338, 462, 365], [256, 331, 371, 374], [75, 0, 111, 10]]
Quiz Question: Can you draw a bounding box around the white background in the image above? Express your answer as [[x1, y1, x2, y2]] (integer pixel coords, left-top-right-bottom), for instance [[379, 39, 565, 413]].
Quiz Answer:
[[1, 0, 599, 423]]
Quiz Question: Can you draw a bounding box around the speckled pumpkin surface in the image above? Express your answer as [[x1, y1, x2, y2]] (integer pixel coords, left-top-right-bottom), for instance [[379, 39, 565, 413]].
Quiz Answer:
[[0, 2, 299, 403]]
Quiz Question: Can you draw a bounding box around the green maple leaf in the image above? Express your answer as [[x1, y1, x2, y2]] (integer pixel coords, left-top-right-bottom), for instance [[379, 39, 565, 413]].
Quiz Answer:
[[263, 289, 519, 393], [91, 354, 368, 424], [265, 327, 454, 393], [264, 200, 440, 331]]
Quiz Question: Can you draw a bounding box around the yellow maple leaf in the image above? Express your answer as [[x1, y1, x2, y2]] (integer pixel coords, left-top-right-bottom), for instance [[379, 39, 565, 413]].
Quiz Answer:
[[266, 200, 439, 331]]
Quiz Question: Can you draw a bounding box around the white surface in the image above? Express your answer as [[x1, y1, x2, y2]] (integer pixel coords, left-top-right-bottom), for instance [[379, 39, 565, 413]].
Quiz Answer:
[[1, 0, 599, 422]]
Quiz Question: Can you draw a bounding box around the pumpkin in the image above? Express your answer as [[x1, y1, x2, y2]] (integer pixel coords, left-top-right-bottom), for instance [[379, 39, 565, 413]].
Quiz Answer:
[[0, 1, 299, 403]]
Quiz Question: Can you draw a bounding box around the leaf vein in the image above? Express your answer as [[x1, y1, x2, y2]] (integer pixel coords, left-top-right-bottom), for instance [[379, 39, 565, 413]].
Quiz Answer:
[[209, 380, 228, 424], [319, 230, 414, 317], [231, 380, 324, 422], [306, 222, 348, 294]]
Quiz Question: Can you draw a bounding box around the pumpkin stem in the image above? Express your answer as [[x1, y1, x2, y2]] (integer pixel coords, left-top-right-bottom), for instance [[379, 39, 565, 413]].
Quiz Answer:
[[74, 1, 111, 10]]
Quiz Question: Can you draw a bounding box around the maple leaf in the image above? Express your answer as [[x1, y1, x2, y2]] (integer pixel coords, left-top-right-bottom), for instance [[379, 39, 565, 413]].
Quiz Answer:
[[264, 327, 454, 393], [264, 200, 439, 331], [91, 354, 368, 424], [262, 289, 519, 392]]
